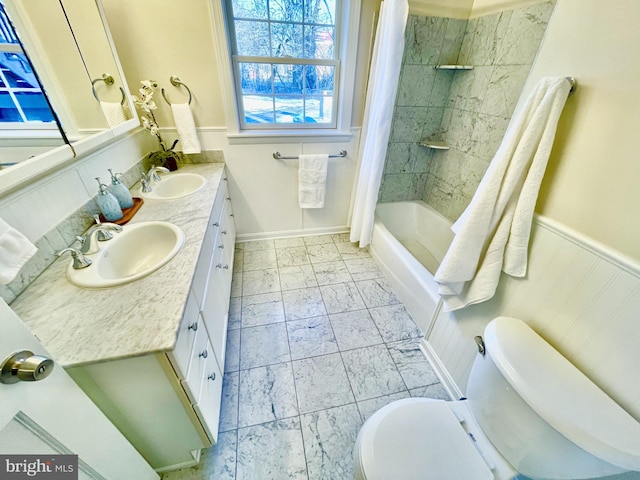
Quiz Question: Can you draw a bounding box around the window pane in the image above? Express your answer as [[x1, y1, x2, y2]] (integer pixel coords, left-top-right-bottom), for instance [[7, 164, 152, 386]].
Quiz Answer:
[[304, 96, 332, 123], [15, 92, 54, 122], [1, 53, 38, 88], [269, 0, 302, 22], [271, 22, 302, 58], [231, 0, 268, 19], [274, 97, 304, 123], [239, 63, 272, 94], [235, 20, 270, 56], [243, 95, 274, 123], [304, 0, 336, 25], [273, 64, 303, 94], [303, 26, 334, 59], [304, 65, 334, 95], [0, 92, 21, 122]]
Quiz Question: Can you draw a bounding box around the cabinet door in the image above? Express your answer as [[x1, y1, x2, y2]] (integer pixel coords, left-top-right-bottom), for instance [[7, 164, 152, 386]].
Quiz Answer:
[[168, 290, 200, 379], [193, 342, 223, 444], [191, 179, 227, 306], [182, 314, 210, 404]]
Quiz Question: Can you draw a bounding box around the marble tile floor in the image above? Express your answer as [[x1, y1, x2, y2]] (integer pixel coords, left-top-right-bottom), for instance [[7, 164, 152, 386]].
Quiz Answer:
[[162, 234, 450, 480]]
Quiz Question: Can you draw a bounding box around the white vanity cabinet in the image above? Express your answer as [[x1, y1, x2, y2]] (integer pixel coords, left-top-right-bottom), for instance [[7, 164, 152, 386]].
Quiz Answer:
[[66, 171, 236, 473]]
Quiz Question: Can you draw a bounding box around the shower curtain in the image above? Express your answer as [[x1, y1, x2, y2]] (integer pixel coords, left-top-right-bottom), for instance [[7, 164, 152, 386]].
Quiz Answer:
[[349, 0, 408, 247]]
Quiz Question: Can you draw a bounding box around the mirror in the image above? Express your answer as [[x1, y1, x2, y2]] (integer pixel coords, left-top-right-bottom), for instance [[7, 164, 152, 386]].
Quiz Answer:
[[0, 0, 137, 195]]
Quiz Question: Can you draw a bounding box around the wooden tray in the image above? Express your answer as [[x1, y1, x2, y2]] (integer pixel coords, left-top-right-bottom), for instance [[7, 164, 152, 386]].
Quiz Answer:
[[99, 197, 143, 225]]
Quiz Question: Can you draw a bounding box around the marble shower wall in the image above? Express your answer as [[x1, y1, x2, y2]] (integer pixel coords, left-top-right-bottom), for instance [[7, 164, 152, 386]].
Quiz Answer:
[[378, 15, 467, 202], [378, 1, 556, 221]]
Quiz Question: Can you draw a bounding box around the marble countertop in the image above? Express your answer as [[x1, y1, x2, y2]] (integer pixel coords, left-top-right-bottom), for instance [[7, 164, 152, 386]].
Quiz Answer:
[[10, 163, 226, 368]]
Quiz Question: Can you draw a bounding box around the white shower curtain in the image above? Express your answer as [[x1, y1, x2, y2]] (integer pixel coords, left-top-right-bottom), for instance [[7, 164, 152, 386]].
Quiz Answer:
[[349, 0, 409, 247]]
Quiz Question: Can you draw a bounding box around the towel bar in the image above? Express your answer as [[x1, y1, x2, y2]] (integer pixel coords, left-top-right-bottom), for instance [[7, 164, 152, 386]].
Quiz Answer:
[[162, 76, 193, 105], [566, 77, 577, 94], [91, 73, 126, 105], [273, 150, 347, 160]]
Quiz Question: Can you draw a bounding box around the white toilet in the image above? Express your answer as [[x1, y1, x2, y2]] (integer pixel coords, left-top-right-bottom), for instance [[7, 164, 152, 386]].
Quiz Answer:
[[354, 316, 640, 479]]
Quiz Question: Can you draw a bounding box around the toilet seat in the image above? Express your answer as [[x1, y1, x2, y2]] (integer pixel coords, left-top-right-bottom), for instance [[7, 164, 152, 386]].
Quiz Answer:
[[356, 398, 495, 480]]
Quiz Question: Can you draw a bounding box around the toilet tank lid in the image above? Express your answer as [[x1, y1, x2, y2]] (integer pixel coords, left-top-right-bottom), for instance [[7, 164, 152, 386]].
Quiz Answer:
[[485, 317, 640, 471]]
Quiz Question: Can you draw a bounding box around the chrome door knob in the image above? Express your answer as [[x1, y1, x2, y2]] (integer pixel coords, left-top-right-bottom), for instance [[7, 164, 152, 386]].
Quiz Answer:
[[0, 350, 54, 384]]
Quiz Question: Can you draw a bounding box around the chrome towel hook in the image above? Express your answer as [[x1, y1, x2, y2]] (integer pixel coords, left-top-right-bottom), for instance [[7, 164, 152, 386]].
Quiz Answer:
[[91, 73, 126, 105], [162, 76, 193, 105]]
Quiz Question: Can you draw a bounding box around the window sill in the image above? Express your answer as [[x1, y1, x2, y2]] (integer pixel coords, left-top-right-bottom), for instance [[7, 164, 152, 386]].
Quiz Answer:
[[226, 129, 353, 145]]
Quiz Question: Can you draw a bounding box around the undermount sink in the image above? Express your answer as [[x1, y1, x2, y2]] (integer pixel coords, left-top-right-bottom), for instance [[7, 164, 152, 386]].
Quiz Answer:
[[67, 221, 185, 288], [141, 172, 206, 200]]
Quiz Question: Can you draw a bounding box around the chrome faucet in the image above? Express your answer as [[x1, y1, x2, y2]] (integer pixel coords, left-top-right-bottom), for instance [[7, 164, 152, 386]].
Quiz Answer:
[[76, 223, 123, 255], [140, 165, 169, 192], [57, 247, 92, 269]]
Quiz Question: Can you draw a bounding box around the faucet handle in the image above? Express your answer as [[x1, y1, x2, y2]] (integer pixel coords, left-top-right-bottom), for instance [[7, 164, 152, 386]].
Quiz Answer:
[[92, 214, 114, 241], [57, 247, 92, 269]]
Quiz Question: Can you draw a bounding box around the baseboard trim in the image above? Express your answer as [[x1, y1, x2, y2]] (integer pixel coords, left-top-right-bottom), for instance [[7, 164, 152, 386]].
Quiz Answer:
[[236, 226, 350, 242], [419, 338, 464, 401]]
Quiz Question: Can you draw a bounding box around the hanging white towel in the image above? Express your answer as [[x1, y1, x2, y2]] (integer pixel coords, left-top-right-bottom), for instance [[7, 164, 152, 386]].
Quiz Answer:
[[298, 154, 329, 208], [171, 103, 201, 154], [0, 217, 37, 285], [100, 101, 128, 128], [434, 76, 572, 312]]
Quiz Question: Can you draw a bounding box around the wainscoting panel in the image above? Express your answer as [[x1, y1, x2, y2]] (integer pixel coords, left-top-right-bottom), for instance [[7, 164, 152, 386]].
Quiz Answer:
[[427, 216, 640, 420]]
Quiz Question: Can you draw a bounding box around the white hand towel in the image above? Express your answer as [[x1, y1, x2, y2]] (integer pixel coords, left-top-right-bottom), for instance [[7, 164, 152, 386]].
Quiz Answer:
[[0, 217, 37, 284], [100, 101, 128, 128], [434, 76, 571, 311], [298, 154, 329, 208], [171, 103, 201, 154]]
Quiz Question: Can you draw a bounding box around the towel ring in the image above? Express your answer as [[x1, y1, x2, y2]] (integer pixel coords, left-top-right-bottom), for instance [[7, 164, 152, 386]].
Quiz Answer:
[[91, 73, 126, 105], [162, 76, 193, 105]]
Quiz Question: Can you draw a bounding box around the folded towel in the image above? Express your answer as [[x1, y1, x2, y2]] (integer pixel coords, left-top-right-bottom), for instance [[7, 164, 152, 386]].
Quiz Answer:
[[171, 103, 201, 154], [100, 101, 128, 128], [435, 76, 571, 311], [0, 217, 37, 284], [299, 154, 329, 208]]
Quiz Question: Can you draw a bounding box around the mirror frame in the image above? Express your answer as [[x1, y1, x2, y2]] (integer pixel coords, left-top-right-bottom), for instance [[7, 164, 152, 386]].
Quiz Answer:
[[0, 0, 138, 198]]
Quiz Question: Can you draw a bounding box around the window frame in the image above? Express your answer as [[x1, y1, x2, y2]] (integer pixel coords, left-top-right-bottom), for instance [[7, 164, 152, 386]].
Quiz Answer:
[[210, 0, 361, 140], [0, 9, 58, 133]]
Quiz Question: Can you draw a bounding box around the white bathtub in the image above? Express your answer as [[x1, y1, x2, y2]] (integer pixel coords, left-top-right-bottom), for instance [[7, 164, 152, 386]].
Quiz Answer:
[[370, 201, 453, 333]]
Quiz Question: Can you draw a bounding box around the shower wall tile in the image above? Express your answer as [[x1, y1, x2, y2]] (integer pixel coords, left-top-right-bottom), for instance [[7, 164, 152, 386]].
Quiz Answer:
[[495, 2, 555, 66], [404, 16, 447, 65], [448, 65, 492, 111], [439, 18, 468, 65], [390, 107, 428, 143], [481, 65, 532, 117], [380, 2, 554, 218], [384, 143, 413, 174], [397, 65, 436, 107], [469, 113, 511, 160], [419, 107, 446, 141]]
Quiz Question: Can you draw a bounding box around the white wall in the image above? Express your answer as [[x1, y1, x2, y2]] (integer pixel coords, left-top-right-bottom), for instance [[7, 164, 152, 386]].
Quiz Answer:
[[524, 0, 640, 261]]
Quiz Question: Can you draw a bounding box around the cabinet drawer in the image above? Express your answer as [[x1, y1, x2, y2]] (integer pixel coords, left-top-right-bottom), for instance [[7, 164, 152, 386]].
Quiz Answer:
[[169, 291, 200, 379], [193, 345, 223, 443], [182, 317, 210, 404]]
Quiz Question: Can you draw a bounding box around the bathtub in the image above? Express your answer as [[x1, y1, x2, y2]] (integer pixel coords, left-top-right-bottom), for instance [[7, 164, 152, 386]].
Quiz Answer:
[[370, 201, 453, 334]]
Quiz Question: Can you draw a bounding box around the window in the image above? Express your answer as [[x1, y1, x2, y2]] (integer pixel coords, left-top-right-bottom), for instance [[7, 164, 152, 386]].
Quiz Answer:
[[0, 5, 55, 127], [224, 0, 345, 131]]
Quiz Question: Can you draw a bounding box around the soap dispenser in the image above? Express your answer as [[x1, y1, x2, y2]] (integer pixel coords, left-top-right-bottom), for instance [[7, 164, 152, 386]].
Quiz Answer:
[[108, 169, 134, 209], [95, 177, 123, 221]]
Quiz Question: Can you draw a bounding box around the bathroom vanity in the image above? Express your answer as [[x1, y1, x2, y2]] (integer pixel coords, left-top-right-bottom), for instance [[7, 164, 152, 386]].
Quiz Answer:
[[9, 163, 235, 472]]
